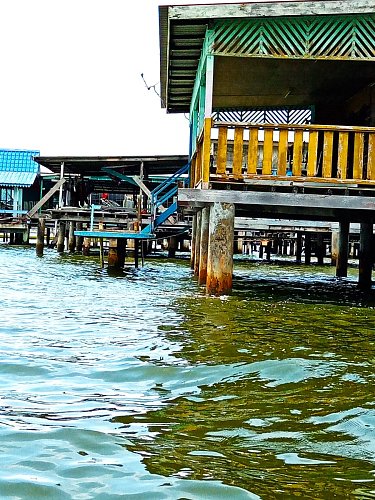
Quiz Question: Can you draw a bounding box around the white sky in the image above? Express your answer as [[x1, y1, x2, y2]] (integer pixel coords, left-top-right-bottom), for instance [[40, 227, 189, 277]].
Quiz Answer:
[[0, 0, 249, 157]]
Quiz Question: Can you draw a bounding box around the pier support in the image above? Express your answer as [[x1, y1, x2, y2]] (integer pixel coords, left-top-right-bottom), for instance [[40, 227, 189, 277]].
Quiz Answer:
[[108, 238, 126, 268], [296, 232, 302, 263], [36, 218, 45, 257], [206, 202, 235, 295], [336, 221, 349, 278], [304, 233, 311, 265], [82, 237, 91, 256], [316, 233, 325, 265], [194, 210, 202, 276], [57, 222, 66, 253], [168, 236, 178, 258], [76, 223, 83, 253], [199, 205, 210, 285], [68, 222, 76, 252], [331, 230, 339, 265], [358, 222, 373, 290], [190, 214, 196, 270]]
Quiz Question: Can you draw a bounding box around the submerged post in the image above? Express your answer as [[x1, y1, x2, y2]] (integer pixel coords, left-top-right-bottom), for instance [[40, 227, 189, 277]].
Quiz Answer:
[[68, 222, 76, 252], [57, 222, 66, 253], [206, 202, 235, 295], [199, 205, 210, 285], [358, 222, 373, 290], [194, 210, 202, 277], [36, 218, 45, 257], [336, 221, 349, 278], [190, 214, 196, 270], [76, 222, 83, 253]]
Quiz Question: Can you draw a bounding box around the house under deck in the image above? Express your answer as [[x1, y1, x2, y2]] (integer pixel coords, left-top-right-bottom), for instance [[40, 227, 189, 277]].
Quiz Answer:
[[159, 0, 375, 293]]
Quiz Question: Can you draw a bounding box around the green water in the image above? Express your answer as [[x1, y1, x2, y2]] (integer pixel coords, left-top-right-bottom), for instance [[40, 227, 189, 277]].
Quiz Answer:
[[0, 246, 374, 499]]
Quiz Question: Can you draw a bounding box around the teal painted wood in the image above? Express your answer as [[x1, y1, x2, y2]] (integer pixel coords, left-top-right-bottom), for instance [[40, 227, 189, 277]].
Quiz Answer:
[[212, 15, 375, 60]]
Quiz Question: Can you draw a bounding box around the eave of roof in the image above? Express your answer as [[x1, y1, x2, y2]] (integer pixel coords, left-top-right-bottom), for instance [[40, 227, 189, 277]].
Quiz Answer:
[[159, 1, 375, 114]]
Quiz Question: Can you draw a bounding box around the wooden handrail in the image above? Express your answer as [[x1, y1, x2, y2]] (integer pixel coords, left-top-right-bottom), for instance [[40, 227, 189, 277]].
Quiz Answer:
[[214, 121, 375, 134]]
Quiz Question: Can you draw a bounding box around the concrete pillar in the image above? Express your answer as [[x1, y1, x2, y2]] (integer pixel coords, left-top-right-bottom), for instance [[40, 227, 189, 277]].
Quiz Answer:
[[194, 210, 202, 276], [108, 238, 119, 267], [206, 202, 235, 295], [68, 222, 76, 252], [57, 222, 66, 253], [304, 233, 311, 265], [190, 214, 197, 270], [36, 218, 45, 257], [199, 205, 210, 285], [82, 237, 91, 256], [23, 225, 30, 245], [358, 222, 373, 290], [336, 221, 349, 278], [14, 232, 23, 245], [296, 232, 302, 263], [134, 239, 139, 268]]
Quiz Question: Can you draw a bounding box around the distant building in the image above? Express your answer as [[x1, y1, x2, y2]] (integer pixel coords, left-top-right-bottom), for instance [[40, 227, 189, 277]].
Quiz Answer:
[[0, 149, 40, 216]]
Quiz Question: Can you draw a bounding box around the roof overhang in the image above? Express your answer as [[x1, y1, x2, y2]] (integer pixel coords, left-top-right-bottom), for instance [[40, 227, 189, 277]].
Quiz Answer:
[[159, 1, 375, 114]]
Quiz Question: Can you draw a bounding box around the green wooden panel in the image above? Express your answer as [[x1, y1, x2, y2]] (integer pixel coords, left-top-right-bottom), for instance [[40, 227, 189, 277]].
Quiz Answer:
[[213, 15, 375, 60]]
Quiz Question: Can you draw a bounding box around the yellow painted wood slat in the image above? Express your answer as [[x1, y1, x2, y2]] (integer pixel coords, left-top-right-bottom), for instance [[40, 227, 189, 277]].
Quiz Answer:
[[202, 118, 212, 186], [262, 129, 273, 175], [216, 127, 228, 175], [190, 156, 196, 187], [233, 127, 244, 179], [337, 132, 349, 179], [292, 130, 303, 176], [367, 133, 375, 180], [322, 131, 334, 178], [277, 129, 288, 176], [196, 142, 202, 186], [247, 128, 259, 175], [307, 131, 318, 177], [353, 132, 365, 180]]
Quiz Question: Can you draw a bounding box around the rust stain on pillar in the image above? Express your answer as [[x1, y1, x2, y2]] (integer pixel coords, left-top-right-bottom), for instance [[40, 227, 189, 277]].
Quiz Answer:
[[199, 206, 210, 285], [206, 202, 235, 295]]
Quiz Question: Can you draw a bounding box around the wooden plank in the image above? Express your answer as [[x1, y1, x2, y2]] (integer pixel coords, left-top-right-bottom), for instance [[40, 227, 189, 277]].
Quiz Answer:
[[190, 156, 196, 187], [337, 132, 349, 179], [202, 117, 212, 185], [307, 130, 318, 177], [322, 131, 334, 178], [262, 129, 273, 175], [367, 133, 375, 180], [27, 177, 66, 218], [277, 129, 288, 176], [247, 128, 259, 175], [292, 130, 303, 176], [233, 127, 244, 179], [353, 132, 365, 180], [216, 127, 228, 175]]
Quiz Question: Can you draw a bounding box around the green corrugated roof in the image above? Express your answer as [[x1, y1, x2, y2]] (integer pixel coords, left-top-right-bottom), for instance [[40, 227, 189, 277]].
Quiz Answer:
[[0, 149, 40, 187]]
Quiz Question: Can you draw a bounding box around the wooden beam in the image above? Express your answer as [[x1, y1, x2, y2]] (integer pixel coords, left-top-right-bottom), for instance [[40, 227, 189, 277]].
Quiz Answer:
[[27, 178, 66, 218]]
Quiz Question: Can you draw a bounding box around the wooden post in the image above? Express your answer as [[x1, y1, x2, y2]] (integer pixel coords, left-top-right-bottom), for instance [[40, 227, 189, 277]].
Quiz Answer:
[[358, 222, 373, 290], [316, 233, 325, 265], [57, 222, 66, 253], [199, 205, 210, 285], [336, 221, 349, 278], [82, 237, 91, 256], [266, 240, 272, 261], [68, 222, 76, 252], [206, 202, 235, 295], [46, 227, 51, 247], [108, 238, 119, 267], [190, 214, 197, 270], [194, 210, 202, 276], [134, 239, 139, 269], [36, 218, 45, 257], [296, 232, 302, 263], [304, 233, 311, 265], [331, 230, 339, 265], [118, 238, 126, 268], [23, 225, 30, 245], [76, 223, 83, 252], [168, 236, 178, 258]]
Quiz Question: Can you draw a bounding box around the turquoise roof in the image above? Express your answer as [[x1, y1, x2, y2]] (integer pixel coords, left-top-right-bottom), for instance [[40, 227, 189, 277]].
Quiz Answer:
[[0, 149, 40, 187]]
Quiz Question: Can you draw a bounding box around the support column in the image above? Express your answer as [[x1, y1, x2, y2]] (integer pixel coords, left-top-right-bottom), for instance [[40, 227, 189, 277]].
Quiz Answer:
[[206, 202, 235, 295], [68, 222, 76, 252], [331, 230, 339, 265], [304, 233, 311, 265], [36, 218, 45, 257], [296, 232, 302, 263], [108, 238, 119, 267], [194, 210, 202, 276], [134, 239, 139, 269], [336, 221, 349, 278], [199, 205, 210, 285], [23, 224, 30, 245], [57, 222, 66, 253], [76, 222, 83, 253], [358, 222, 373, 290], [82, 237, 91, 256], [168, 236, 178, 258], [190, 214, 197, 270], [316, 233, 325, 265]]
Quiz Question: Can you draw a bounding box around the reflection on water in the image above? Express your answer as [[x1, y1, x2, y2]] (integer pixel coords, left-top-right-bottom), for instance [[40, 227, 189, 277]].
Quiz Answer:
[[0, 246, 374, 499]]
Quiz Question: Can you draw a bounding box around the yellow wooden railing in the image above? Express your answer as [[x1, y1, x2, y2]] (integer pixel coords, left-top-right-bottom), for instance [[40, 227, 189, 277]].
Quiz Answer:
[[190, 121, 375, 187]]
